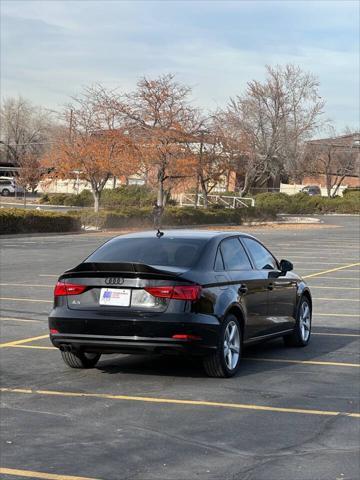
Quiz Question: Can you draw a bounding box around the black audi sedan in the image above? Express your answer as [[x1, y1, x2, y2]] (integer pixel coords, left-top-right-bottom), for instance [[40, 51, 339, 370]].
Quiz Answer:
[[49, 230, 312, 377]]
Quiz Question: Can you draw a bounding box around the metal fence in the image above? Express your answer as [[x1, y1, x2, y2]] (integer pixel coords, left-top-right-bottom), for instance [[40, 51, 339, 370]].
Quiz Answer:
[[179, 193, 255, 208]]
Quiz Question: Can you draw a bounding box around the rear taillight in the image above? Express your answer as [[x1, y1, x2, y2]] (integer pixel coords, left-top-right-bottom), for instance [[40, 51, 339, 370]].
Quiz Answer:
[[54, 281, 87, 297], [144, 285, 201, 301], [172, 334, 202, 341]]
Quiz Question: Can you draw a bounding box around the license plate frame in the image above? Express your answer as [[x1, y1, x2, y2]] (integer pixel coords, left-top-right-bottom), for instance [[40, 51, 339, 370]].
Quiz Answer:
[[99, 288, 131, 307]]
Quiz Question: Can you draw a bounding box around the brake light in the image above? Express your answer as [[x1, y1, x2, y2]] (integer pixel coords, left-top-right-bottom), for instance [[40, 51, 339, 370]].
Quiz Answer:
[[50, 328, 59, 334], [54, 281, 87, 297], [172, 334, 202, 341], [144, 285, 201, 301]]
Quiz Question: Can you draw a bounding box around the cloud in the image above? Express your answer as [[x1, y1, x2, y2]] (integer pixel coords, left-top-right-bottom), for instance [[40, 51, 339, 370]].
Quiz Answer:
[[1, 0, 359, 130]]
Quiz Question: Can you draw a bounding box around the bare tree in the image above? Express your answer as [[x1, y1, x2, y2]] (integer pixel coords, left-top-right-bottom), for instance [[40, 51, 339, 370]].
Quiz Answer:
[[17, 151, 43, 194], [209, 110, 258, 197], [190, 117, 235, 207], [303, 129, 360, 197], [224, 65, 325, 195], [0, 96, 54, 164]]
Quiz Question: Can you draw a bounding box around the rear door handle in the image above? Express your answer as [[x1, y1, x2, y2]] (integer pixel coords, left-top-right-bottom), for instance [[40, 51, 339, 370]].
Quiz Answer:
[[238, 285, 248, 294], [267, 283, 274, 291]]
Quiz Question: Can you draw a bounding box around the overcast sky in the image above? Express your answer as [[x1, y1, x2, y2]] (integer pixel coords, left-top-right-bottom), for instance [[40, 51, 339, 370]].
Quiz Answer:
[[1, 0, 359, 131]]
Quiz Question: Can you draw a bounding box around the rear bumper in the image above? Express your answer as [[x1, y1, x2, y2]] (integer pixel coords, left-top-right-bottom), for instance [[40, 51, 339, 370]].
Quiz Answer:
[[49, 309, 220, 356], [50, 333, 216, 355]]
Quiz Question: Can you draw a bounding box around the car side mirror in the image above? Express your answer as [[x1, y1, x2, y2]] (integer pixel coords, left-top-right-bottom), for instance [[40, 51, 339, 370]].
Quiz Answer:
[[280, 259, 293, 273]]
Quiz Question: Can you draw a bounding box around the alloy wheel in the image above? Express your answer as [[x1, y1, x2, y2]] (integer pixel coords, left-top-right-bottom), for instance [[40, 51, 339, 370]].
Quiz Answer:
[[223, 321, 240, 370], [300, 301, 311, 342]]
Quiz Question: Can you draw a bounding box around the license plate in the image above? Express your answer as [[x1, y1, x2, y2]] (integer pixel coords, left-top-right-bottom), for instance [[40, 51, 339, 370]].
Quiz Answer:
[[99, 288, 131, 307]]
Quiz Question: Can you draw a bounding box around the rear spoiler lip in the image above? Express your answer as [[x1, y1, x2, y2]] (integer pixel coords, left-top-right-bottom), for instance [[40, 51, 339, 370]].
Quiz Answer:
[[59, 262, 189, 281]]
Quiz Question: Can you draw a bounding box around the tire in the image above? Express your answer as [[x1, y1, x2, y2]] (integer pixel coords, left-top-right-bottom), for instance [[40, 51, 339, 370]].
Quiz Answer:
[[203, 314, 242, 378], [1, 189, 10, 196], [61, 351, 101, 369], [284, 296, 312, 347]]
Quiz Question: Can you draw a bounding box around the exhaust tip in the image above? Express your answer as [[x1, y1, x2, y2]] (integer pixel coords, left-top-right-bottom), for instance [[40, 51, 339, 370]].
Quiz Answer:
[[59, 344, 72, 352]]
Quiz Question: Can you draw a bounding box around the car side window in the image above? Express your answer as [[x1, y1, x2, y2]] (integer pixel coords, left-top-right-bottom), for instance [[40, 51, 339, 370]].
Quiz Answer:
[[220, 238, 252, 271], [214, 248, 225, 271], [242, 238, 278, 270]]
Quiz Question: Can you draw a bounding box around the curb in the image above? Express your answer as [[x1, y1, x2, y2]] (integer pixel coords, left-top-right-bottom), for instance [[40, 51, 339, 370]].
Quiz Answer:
[[0, 216, 324, 239], [0, 230, 91, 239], [100, 218, 323, 234], [0, 203, 82, 210]]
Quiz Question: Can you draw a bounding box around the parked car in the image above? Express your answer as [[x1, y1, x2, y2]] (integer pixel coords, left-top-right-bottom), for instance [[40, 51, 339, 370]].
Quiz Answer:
[[0, 178, 24, 196], [300, 185, 321, 196], [49, 230, 312, 377]]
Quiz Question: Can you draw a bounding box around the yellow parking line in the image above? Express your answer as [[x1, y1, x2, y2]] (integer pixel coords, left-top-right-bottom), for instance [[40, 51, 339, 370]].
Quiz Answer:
[[0, 317, 41, 323], [9, 342, 360, 356], [39, 274, 58, 277], [0, 467, 100, 480], [0, 334, 48, 348], [244, 357, 360, 368], [7, 344, 56, 350], [303, 263, 360, 279], [313, 297, 359, 302], [0, 283, 53, 288], [0, 297, 52, 303], [298, 269, 360, 272], [1, 387, 359, 418]]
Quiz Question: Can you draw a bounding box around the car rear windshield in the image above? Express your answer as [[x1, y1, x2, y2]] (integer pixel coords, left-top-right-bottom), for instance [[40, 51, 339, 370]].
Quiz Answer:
[[85, 237, 208, 268]]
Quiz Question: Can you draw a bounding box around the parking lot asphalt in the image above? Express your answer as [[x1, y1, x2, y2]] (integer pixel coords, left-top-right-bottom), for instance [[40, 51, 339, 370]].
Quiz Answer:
[[0, 215, 359, 480]]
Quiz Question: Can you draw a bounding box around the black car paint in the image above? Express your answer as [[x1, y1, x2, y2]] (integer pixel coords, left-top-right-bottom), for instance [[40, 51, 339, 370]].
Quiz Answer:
[[49, 231, 311, 355]]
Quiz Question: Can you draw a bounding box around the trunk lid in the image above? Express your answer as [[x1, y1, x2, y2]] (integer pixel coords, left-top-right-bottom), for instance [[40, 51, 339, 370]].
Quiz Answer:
[[60, 262, 190, 313]]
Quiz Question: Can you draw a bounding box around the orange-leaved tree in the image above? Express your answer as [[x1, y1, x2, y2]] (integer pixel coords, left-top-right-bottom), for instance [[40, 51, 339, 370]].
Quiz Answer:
[[43, 86, 139, 212], [119, 74, 197, 207]]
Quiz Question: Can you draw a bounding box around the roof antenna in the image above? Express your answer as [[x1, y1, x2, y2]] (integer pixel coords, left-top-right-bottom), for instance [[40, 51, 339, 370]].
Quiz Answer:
[[153, 201, 164, 238]]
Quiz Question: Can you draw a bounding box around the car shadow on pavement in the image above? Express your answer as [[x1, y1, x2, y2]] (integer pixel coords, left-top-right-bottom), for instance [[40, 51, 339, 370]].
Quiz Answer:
[[95, 333, 357, 379], [97, 335, 359, 378], [97, 353, 206, 378]]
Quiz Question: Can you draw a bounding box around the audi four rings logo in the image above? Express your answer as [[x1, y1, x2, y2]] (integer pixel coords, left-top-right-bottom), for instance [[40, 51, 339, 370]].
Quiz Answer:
[[105, 277, 124, 285]]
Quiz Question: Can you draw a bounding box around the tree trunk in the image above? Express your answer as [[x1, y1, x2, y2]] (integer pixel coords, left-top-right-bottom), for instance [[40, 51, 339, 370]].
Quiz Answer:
[[325, 173, 332, 198], [200, 178, 208, 208], [325, 152, 333, 198], [240, 171, 252, 197], [203, 194, 208, 209], [225, 170, 231, 191], [92, 190, 100, 212], [332, 176, 346, 197], [157, 165, 166, 208], [157, 180, 164, 208], [195, 174, 200, 208]]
